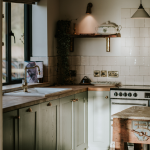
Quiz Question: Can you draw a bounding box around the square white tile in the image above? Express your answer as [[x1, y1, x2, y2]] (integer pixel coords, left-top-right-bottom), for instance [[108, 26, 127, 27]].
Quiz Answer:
[[121, 19, 126, 27], [129, 47, 140, 56], [134, 76, 143, 85], [111, 66, 120, 72], [145, 19, 150, 27], [98, 57, 108, 65], [117, 57, 126, 66], [139, 66, 149, 75], [90, 57, 98, 65], [121, 38, 126, 46], [126, 19, 134, 27], [121, 47, 130, 56], [139, 47, 149, 56], [134, 19, 145, 27], [144, 57, 150, 66], [131, 28, 139, 37], [107, 57, 117, 66], [126, 38, 135, 46], [129, 66, 139, 75], [125, 76, 134, 85], [121, 28, 131, 37], [72, 56, 81, 66], [85, 66, 93, 74], [135, 38, 145, 46], [140, 28, 149, 37], [144, 76, 150, 85], [145, 38, 150, 46], [81, 56, 89, 65], [120, 66, 129, 75]]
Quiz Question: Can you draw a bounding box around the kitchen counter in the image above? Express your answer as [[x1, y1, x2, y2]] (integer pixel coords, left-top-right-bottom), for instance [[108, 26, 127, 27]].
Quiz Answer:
[[3, 85, 115, 112], [112, 106, 150, 120]]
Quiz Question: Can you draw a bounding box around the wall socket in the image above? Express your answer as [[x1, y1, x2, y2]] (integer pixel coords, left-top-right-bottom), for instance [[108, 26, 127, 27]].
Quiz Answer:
[[94, 70, 100, 77], [108, 71, 119, 78], [101, 70, 107, 77]]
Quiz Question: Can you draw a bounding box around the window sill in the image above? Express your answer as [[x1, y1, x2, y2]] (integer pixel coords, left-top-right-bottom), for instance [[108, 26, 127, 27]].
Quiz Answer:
[[3, 82, 51, 93]]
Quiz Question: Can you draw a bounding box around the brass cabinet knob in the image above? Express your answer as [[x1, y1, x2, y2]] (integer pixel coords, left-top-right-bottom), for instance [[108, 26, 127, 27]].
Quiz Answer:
[[47, 102, 52, 106], [71, 99, 76, 102], [27, 108, 32, 112], [105, 96, 108, 99], [15, 116, 20, 119]]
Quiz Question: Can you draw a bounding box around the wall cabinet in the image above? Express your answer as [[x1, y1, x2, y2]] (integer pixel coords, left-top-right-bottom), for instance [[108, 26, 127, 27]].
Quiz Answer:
[[3, 91, 88, 150], [88, 91, 110, 150]]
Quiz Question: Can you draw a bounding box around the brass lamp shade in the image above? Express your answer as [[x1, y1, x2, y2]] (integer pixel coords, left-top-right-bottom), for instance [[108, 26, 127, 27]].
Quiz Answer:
[[86, 3, 93, 14], [131, 4, 150, 19]]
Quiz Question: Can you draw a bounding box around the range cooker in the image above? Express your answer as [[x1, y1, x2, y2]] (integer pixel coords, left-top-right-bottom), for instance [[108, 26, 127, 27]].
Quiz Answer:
[[110, 86, 150, 150]]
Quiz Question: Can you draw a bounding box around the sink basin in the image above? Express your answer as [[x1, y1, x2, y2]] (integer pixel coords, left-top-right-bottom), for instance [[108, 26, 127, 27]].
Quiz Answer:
[[4, 88, 72, 97]]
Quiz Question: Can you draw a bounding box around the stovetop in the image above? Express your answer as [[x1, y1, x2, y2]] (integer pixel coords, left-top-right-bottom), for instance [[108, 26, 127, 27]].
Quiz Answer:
[[111, 85, 150, 91]]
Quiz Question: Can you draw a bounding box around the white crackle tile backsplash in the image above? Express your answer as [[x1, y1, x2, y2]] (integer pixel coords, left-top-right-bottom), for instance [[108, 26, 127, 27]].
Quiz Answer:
[[68, 8, 150, 85]]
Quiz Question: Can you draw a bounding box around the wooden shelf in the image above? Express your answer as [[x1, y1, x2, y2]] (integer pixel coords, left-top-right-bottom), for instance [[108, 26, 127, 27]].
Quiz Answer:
[[69, 34, 120, 38], [69, 34, 121, 52]]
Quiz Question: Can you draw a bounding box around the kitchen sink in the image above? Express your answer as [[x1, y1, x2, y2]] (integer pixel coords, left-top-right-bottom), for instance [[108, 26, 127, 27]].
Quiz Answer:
[[4, 88, 72, 97]]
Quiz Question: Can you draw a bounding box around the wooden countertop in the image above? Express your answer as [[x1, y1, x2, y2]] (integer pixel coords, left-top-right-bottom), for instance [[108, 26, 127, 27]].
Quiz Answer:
[[3, 85, 116, 113], [112, 106, 150, 120]]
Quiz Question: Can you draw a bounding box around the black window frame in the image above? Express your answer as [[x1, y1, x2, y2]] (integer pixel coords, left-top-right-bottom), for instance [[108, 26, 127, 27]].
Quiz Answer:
[[3, 2, 32, 85]]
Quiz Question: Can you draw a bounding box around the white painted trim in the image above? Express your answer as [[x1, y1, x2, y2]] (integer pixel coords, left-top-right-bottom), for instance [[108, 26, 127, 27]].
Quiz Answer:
[[0, 0, 2, 150]]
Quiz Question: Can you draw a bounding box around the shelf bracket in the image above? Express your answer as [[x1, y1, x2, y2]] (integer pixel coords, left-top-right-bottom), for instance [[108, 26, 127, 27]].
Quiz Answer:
[[106, 37, 110, 52]]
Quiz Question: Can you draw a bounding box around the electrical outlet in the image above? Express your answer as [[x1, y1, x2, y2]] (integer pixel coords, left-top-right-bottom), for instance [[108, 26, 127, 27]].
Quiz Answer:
[[101, 70, 107, 77], [94, 70, 100, 77], [108, 71, 119, 78]]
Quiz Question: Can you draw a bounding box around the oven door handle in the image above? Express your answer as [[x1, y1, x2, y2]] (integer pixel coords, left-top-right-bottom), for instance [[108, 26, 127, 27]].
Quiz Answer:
[[111, 102, 147, 106]]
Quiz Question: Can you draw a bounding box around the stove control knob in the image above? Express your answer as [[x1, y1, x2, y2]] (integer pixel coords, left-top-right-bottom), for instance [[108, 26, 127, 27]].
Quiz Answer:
[[119, 92, 122, 96], [133, 93, 138, 97], [123, 92, 127, 97], [128, 93, 132, 97], [114, 92, 118, 96]]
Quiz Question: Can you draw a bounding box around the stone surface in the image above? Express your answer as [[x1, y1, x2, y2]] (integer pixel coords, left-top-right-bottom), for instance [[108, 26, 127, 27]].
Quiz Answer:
[[112, 106, 150, 120]]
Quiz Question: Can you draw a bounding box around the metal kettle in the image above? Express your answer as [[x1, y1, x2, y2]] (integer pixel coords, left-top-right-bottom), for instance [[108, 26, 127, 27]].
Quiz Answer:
[[80, 76, 91, 85]]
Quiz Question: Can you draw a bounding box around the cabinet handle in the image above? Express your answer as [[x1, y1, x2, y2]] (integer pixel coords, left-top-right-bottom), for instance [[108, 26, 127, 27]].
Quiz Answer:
[[47, 102, 52, 106], [71, 99, 76, 102], [105, 96, 108, 99], [27, 108, 32, 112], [15, 116, 20, 119]]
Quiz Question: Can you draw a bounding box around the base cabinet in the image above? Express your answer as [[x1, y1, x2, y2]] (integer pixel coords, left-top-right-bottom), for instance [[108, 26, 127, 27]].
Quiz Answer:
[[19, 105, 40, 150], [3, 91, 88, 150], [3, 110, 18, 150], [39, 99, 60, 150], [88, 91, 110, 150]]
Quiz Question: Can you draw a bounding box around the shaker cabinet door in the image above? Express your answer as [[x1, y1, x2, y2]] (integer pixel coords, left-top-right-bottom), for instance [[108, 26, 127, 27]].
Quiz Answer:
[[39, 99, 60, 150], [3, 110, 18, 150], [19, 104, 40, 150], [75, 92, 88, 150], [88, 91, 110, 150], [60, 95, 75, 150]]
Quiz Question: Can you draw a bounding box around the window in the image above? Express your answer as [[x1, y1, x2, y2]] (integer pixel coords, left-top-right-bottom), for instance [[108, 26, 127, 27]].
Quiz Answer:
[[2, 2, 32, 85]]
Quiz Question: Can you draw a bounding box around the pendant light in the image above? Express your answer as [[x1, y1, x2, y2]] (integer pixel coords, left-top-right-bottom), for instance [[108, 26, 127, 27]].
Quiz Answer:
[[131, 0, 150, 19]]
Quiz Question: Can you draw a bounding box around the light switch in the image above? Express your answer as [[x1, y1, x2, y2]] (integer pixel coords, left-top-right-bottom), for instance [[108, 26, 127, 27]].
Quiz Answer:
[[108, 71, 119, 78]]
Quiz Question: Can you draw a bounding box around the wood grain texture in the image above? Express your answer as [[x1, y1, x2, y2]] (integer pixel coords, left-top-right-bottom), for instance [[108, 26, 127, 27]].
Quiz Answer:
[[3, 85, 114, 112]]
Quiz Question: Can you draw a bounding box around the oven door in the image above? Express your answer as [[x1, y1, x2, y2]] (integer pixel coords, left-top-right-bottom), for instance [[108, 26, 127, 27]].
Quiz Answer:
[[110, 99, 149, 150]]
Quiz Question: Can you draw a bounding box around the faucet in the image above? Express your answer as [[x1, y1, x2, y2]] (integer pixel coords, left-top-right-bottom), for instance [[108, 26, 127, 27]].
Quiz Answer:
[[22, 65, 40, 92]]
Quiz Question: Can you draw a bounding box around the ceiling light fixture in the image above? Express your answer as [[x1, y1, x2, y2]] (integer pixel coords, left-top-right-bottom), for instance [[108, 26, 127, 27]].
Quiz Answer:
[[131, 0, 150, 19], [86, 3, 93, 14]]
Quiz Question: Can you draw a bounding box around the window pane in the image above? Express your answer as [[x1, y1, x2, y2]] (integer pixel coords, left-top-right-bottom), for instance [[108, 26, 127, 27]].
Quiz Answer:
[[11, 3, 24, 80], [2, 2, 6, 83]]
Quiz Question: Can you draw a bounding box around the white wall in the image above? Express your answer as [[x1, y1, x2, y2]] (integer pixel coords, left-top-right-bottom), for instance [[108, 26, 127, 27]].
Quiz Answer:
[[0, 0, 2, 149], [58, 0, 150, 85]]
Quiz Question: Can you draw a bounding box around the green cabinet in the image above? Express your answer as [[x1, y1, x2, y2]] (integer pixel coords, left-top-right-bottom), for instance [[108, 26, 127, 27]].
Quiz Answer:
[[19, 104, 40, 150], [3, 110, 18, 150], [39, 99, 59, 150], [75, 92, 88, 150], [3, 91, 88, 150]]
